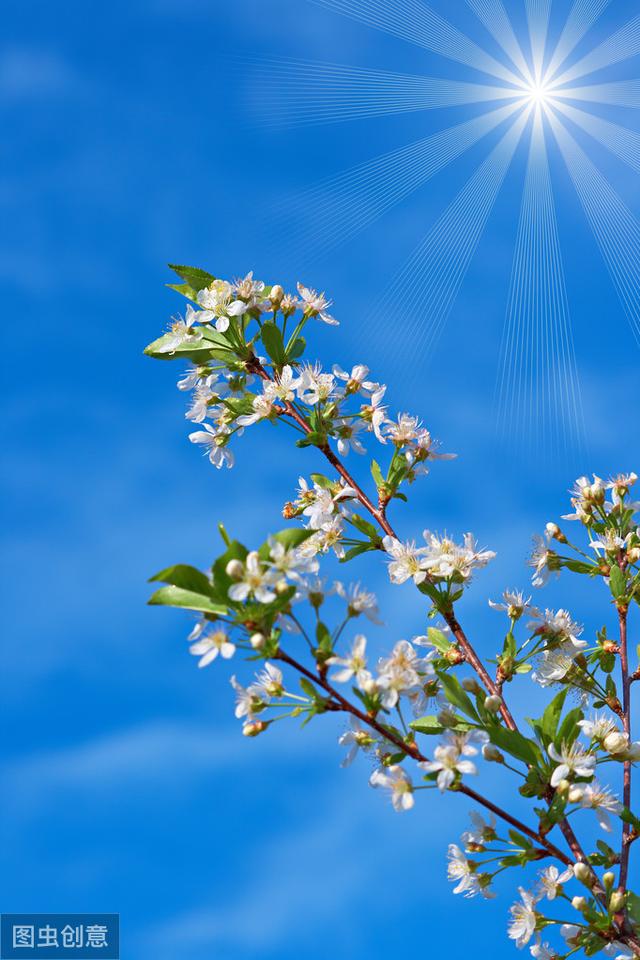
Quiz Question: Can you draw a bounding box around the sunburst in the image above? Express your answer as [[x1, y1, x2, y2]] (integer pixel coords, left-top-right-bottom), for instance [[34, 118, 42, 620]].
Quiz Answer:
[[250, 0, 640, 456]]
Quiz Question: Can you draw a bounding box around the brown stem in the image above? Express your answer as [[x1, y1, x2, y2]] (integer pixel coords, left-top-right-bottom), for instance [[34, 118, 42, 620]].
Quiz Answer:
[[618, 605, 632, 893], [253, 359, 591, 867], [275, 647, 573, 868]]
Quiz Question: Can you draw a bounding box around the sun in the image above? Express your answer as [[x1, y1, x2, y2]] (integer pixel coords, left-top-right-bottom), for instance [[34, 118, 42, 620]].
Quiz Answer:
[[528, 81, 550, 105]]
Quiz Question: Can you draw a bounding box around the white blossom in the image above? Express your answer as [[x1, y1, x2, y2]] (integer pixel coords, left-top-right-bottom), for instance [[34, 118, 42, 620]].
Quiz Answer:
[[382, 536, 428, 585], [447, 844, 485, 898], [185, 378, 217, 422], [335, 581, 382, 623], [338, 718, 374, 767], [264, 365, 301, 403], [296, 362, 335, 405], [489, 590, 535, 620], [421, 744, 478, 792], [360, 385, 389, 443], [327, 634, 372, 689], [376, 640, 426, 708], [530, 534, 559, 587], [531, 646, 581, 687], [335, 417, 367, 456], [236, 392, 276, 427], [159, 304, 204, 353], [190, 627, 236, 667], [228, 551, 280, 604], [579, 781, 623, 832], [230, 675, 264, 719], [536, 865, 572, 901], [332, 363, 378, 395], [369, 765, 414, 811], [461, 811, 497, 848], [578, 713, 618, 742], [189, 421, 234, 469], [297, 282, 337, 325], [197, 279, 247, 332], [177, 363, 205, 391], [548, 742, 596, 787], [253, 662, 284, 698], [508, 888, 539, 948], [530, 940, 557, 960], [422, 530, 496, 581], [268, 539, 318, 581]]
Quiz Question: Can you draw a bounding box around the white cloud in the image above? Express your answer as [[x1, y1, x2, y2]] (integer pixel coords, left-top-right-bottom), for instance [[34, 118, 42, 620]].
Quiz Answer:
[[0, 48, 75, 100]]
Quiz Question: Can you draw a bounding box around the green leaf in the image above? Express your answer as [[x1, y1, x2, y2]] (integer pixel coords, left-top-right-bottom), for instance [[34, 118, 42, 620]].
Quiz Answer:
[[143, 333, 223, 362], [508, 829, 533, 849], [149, 564, 213, 595], [286, 337, 306, 361], [148, 585, 227, 616], [340, 543, 376, 563], [427, 627, 453, 654], [537, 688, 569, 744], [316, 621, 333, 654], [300, 677, 320, 699], [166, 282, 198, 302], [410, 715, 446, 735], [627, 892, 640, 925], [168, 264, 215, 292], [437, 672, 479, 720], [556, 706, 584, 747], [261, 322, 286, 365], [609, 565, 627, 600], [348, 514, 379, 539], [258, 528, 315, 561], [488, 723, 542, 767], [370, 460, 384, 488], [212, 540, 248, 599]]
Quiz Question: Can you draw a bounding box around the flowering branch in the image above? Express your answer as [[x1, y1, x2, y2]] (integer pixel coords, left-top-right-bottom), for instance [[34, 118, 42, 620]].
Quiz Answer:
[[145, 265, 640, 960]]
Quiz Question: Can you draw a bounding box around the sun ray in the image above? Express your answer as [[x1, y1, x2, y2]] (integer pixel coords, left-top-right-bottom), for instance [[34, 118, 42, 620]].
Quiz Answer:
[[466, 0, 533, 84], [526, 0, 552, 84], [277, 101, 523, 262], [548, 108, 640, 344], [497, 109, 584, 458], [309, 0, 523, 85], [248, 57, 521, 127], [553, 79, 640, 109], [553, 12, 640, 87], [366, 105, 532, 382], [544, 0, 611, 83], [553, 100, 640, 175]]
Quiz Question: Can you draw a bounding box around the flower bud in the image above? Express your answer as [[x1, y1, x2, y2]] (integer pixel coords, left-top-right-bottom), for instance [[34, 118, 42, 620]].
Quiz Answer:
[[568, 786, 584, 803], [545, 522, 566, 543], [627, 546, 640, 564], [444, 646, 464, 665], [275, 579, 290, 596], [555, 779, 571, 797], [484, 695, 502, 713], [250, 632, 265, 650], [604, 731, 628, 755], [571, 896, 588, 912], [482, 744, 504, 763], [226, 559, 244, 579], [602, 871, 615, 890], [362, 677, 378, 696], [242, 720, 267, 737], [269, 284, 284, 306], [573, 862, 592, 885], [609, 891, 626, 913], [462, 678, 481, 693]]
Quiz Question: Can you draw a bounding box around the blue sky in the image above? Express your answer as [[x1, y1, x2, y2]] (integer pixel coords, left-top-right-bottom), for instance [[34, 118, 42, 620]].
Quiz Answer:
[[2, 1, 640, 958]]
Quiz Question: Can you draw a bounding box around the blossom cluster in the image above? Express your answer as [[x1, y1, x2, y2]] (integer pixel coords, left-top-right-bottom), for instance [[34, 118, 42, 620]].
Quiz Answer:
[[147, 266, 640, 960]]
